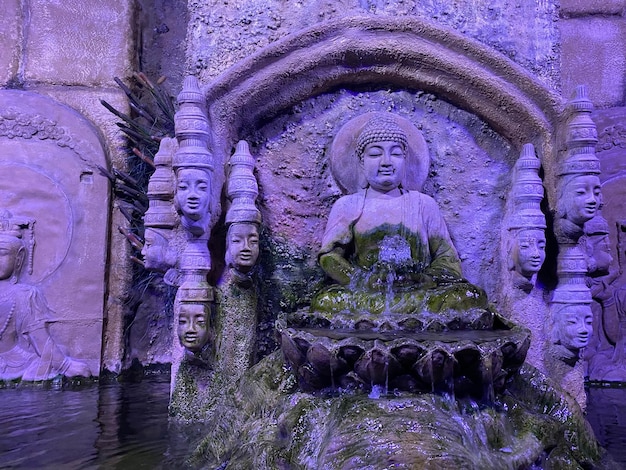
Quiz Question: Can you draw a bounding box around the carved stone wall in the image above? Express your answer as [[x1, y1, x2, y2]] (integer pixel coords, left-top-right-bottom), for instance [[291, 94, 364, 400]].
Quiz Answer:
[[2, 0, 625, 385], [0, 90, 110, 377]]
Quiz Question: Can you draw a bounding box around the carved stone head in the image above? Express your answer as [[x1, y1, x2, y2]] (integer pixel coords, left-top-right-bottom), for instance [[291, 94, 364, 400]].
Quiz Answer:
[[0, 234, 24, 282], [225, 222, 260, 274], [557, 174, 602, 226], [141, 227, 176, 272], [554, 304, 593, 352], [357, 117, 408, 191], [0, 211, 31, 283], [175, 167, 211, 223], [176, 302, 211, 353], [509, 228, 546, 279]]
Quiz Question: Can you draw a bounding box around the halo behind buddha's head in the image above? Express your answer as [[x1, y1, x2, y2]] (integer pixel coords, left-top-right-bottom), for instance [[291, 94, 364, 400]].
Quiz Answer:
[[329, 112, 430, 194]]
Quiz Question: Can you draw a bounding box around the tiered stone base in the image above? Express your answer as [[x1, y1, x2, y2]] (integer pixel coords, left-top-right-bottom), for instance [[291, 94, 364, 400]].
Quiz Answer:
[[278, 311, 530, 400]]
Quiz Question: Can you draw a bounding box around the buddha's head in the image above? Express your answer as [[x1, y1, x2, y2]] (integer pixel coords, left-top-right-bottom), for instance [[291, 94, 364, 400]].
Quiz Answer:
[[175, 167, 211, 222], [356, 117, 408, 192], [0, 234, 24, 283], [509, 228, 546, 278], [0, 211, 29, 283], [554, 304, 593, 351], [176, 301, 211, 353], [225, 222, 260, 274], [557, 174, 602, 226]]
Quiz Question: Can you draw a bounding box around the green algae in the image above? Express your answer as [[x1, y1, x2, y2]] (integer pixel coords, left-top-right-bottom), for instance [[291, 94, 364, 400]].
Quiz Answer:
[[188, 352, 608, 470]]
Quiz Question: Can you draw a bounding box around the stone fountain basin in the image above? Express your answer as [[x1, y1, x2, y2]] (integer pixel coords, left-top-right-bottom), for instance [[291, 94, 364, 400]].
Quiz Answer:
[[278, 312, 530, 400]]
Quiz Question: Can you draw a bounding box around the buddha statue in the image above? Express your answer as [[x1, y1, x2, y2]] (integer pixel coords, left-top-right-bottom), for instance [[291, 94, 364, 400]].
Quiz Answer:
[[279, 114, 530, 397], [0, 211, 91, 381], [311, 114, 489, 323]]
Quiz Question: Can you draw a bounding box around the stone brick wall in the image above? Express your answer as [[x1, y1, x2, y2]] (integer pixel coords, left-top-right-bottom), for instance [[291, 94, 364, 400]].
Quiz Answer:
[[560, 0, 626, 107], [0, 0, 136, 374]]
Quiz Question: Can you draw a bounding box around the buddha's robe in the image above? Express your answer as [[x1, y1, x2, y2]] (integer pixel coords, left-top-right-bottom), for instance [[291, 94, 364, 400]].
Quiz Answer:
[[314, 190, 488, 316]]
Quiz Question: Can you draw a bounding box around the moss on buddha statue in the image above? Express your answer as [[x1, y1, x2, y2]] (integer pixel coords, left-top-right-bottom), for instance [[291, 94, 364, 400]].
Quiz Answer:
[[311, 114, 490, 323]]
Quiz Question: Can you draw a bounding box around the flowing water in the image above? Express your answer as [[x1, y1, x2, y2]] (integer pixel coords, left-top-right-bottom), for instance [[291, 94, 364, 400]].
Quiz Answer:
[[0, 374, 624, 469]]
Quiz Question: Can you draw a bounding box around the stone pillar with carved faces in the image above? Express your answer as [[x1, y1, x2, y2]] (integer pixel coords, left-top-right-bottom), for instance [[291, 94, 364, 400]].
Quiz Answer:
[[167, 77, 216, 420], [142, 136, 179, 273], [551, 86, 601, 366], [172, 76, 215, 357], [507, 143, 547, 292], [215, 140, 262, 391], [534, 86, 603, 409]]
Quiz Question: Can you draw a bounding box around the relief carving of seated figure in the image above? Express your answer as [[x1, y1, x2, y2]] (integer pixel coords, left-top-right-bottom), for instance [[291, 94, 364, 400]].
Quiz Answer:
[[310, 115, 490, 328], [0, 211, 91, 381]]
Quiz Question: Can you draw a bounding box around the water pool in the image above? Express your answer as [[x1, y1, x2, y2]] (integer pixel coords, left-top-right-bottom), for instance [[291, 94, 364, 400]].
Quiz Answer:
[[0, 375, 623, 468], [0, 375, 209, 469]]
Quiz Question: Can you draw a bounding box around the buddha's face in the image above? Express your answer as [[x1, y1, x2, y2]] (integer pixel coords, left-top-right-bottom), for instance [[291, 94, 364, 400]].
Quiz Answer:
[[561, 175, 601, 225], [361, 141, 406, 192], [175, 168, 211, 221], [226, 223, 260, 273], [0, 237, 23, 281], [557, 305, 593, 350], [177, 303, 210, 352], [512, 229, 546, 278], [141, 228, 173, 271]]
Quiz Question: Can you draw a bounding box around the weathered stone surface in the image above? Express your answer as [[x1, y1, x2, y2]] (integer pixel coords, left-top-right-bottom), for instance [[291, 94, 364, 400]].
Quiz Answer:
[[188, 1, 560, 89], [560, 0, 626, 17], [25, 0, 134, 86], [0, 90, 110, 378], [36, 87, 132, 374], [0, 0, 21, 86], [561, 18, 626, 108]]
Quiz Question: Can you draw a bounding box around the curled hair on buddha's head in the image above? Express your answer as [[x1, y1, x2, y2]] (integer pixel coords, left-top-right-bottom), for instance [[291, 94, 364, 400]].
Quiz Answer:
[[355, 116, 409, 161]]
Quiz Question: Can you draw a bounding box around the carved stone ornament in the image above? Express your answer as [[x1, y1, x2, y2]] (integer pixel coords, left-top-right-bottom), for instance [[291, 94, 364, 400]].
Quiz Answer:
[[507, 143, 546, 289], [224, 140, 262, 280], [0, 90, 108, 378], [0, 210, 92, 380], [550, 86, 602, 364]]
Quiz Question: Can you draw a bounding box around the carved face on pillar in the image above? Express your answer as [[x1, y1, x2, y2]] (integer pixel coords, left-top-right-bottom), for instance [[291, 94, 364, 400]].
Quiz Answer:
[[141, 228, 175, 272], [225, 223, 260, 274], [0, 235, 25, 283], [510, 229, 546, 278], [175, 168, 211, 222], [555, 304, 593, 351], [560, 175, 602, 226], [177, 302, 211, 353], [586, 233, 613, 276]]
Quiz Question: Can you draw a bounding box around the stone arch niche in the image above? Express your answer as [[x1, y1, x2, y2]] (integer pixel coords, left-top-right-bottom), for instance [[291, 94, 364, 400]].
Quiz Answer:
[[191, 16, 570, 374], [0, 90, 109, 379], [204, 16, 564, 191]]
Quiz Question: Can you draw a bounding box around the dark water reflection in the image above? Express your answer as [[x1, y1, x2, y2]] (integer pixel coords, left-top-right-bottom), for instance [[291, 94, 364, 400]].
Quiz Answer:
[[1, 376, 625, 468], [0, 375, 209, 470]]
